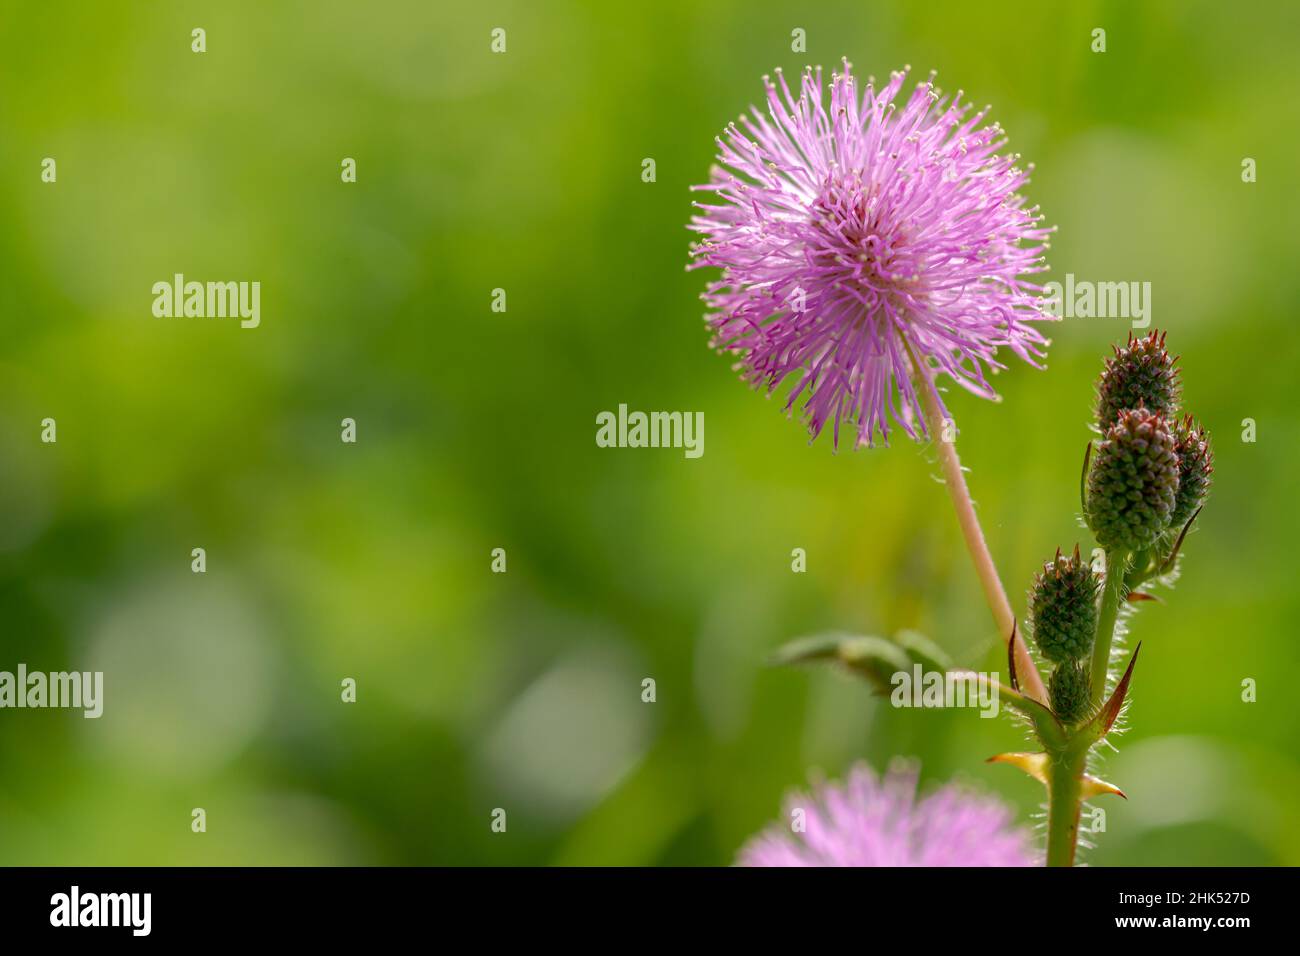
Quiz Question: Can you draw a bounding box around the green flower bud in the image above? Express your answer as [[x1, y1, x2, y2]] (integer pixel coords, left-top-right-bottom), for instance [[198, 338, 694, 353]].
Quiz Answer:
[[1087, 407, 1180, 552], [1049, 660, 1092, 724], [1171, 415, 1213, 528], [1096, 331, 1181, 432], [1029, 545, 1098, 664]]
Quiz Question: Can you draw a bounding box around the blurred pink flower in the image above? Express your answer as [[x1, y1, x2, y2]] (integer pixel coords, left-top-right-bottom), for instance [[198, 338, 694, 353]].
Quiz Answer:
[[738, 760, 1037, 867]]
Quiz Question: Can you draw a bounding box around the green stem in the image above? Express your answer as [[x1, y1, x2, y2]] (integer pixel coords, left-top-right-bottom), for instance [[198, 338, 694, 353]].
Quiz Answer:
[[903, 338, 1048, 704], [1045, 744, 1089, 867], [1089, 549, 1130, 705], [1124, 548, 1151, 589]]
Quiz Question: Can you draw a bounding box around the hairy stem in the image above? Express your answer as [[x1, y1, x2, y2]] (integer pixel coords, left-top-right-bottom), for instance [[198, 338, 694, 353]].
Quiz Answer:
[[1045, 744, 1089, 867], [1090, 548, 1130, 705], [904, 340, 1047, 704]]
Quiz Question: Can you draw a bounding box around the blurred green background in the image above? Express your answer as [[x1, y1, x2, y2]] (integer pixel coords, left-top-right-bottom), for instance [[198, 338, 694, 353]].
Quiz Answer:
[[1, 0, 1297, 865]]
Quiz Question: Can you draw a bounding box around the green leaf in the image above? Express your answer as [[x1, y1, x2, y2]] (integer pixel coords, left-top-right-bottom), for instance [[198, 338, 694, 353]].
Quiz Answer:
[[769, 632, 911, 694], [894, 629, 952, 674]]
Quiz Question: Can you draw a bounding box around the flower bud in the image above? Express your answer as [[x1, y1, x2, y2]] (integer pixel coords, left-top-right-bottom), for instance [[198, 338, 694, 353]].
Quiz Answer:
[[1049, 660, 1092, 724], [1096, 331, 1180, 432], [1086, 407, 1180, 552], [1171, 415, 1213, 528], [1029, 545, 1098, 664]]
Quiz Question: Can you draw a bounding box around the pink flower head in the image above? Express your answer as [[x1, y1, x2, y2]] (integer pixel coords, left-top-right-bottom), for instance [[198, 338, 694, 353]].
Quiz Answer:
[[689, 62, 1055, 448], [738, 761, 1037, 867]]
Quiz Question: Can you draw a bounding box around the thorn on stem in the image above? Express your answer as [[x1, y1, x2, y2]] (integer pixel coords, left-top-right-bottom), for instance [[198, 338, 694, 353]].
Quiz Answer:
[[1007, 620, 1020, 691], [1095, 642, 1142, 738], [1159, 506, 1203, 575], [1126, 591, 1162, 604], [1080, 441, 1093, 519]]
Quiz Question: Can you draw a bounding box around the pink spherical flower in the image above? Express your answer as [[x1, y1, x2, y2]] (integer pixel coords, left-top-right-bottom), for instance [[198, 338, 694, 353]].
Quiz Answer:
[[690, 62, 1054, 448], [738, 761, 1037, 867]]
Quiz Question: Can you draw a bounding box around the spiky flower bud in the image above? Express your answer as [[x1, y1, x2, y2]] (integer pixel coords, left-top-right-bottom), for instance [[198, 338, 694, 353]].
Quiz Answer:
[[1096, 331, 1180, 431], [1049, 660, 1092, 724], [1171, 416, 1213, 528], [1029, 545, 1098, 664], [1086, 407, 1180, 552]]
